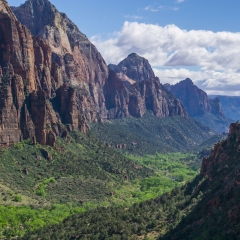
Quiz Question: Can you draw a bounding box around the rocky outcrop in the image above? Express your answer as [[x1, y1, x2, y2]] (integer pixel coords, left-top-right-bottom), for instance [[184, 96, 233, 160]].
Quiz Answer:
[[111, 53, 155, 82], [107, 54, 188, 118], [12, 0, 189, 121], [201, 122, 240, 177], [165, 78, 224, 117], [105, 70, 188, 118]]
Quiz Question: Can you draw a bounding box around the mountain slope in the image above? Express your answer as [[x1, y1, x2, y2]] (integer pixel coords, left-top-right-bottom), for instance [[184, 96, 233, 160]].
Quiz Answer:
[[12, 1, 188, 121], [165, 79, 233, 132], [111, 52, 155, 82], [161, 122, 240, 239], [91, 112, 215, 155], [0, 131, 153, 205], [12, 0, 109, 121]]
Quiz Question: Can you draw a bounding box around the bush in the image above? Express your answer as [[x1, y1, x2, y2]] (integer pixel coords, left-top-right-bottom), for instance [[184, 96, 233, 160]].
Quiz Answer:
[[13, 194, 22, 202]]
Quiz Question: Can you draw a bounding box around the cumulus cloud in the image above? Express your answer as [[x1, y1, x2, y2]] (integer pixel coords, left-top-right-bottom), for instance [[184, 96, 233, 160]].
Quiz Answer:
[[91, 22, 240, 95]]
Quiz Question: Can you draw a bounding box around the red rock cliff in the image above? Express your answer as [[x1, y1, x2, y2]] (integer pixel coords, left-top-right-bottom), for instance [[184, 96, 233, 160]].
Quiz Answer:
[[0, 0, 86, 146]]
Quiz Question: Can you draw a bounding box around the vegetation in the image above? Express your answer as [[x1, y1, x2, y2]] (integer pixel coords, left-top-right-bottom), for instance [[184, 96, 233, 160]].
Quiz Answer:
[[0, 132, 153, 207], [0, 132, 202, 238], [0, 204, 84, 238], [109, 152, 199, 206], [0, 112, 229, 239], [21, 124, 240, 240], [21, 176, 204, 240], [193, 113, 233, 133], [90, 112, 214, 155]]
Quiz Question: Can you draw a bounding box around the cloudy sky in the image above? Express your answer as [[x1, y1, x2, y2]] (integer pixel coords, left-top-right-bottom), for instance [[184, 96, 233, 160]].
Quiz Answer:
[[9, 0, 240, 96]]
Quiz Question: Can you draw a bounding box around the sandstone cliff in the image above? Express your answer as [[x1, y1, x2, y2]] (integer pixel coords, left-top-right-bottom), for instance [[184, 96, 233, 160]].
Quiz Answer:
[[12, 0, 109, 121], [107, 54, 188, 118], [164, 78, 224, 117], [0, 0, 87, 147]]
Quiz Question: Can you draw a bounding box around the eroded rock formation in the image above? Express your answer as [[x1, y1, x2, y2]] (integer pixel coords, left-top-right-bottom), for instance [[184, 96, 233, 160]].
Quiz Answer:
[[12, 0, 109, 121], [0, 0, 86, 146], [106, 55, 188, 118]]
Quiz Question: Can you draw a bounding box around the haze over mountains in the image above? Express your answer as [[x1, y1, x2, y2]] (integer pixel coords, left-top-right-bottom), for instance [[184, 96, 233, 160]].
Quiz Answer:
[[0, 0, 240, 239]]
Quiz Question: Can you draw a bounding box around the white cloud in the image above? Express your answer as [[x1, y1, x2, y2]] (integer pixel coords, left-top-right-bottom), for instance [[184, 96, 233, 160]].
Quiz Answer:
[[91, 22, 240, 96], [177, 0, 185, 3], [124, 15, 143, 20], [144, 5, 178, 12], [144, 5, 160, 12]]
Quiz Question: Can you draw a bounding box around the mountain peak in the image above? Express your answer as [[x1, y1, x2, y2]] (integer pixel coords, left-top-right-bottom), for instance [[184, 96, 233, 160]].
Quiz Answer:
[[0, 0, 17, 20], [181, 78, 194, 85], [127, 53, 140, 58], [113, 53, 155, 81], [167, 78, 225, 118]]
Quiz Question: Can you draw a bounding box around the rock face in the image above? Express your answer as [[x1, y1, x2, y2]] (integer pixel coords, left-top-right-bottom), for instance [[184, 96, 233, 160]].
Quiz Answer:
[[209, 95, 240, 121], [107, 55, 188, 118], [105, 71, 188, 119], [112, 53, 155, 82], [165, 78, 224, 117], [0, 0, 86, 147], [201, 122, 240, 177], [12, 0, 109, 121]]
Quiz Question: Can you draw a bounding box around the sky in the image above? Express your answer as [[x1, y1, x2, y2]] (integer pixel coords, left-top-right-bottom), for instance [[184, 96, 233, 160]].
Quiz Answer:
[[8, 0, 240, 96]]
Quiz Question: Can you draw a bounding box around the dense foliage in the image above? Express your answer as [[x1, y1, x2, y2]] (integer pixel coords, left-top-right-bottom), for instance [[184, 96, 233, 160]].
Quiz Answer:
[[20, 128, 240, 240], [193, 113, 233, 133], [110, 153, 199, 205], [21, 176, 204, 240], [90, 113, 214, 155], [0, 132, 202, 238], [0, 204, 84, 238], [0, 132, 153, 206]]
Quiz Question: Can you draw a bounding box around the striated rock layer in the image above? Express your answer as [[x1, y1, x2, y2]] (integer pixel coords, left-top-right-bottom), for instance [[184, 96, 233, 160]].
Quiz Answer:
[[12, 1, 188, 120], [0, 0, 87, 147], [12, 0, 109, 121]]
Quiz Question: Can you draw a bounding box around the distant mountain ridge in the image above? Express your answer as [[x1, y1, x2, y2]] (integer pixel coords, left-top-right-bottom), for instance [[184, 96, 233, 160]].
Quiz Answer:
[[165, 78, 233, 132], [164, 78, 224, 117], [0, 0, 194, 148], [209, 95, 240, 121]]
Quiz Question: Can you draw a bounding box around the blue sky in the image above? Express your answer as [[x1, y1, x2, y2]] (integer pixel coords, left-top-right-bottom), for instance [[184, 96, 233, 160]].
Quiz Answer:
[[8, 0, 240, 95], [9, 0, 240, 36]]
